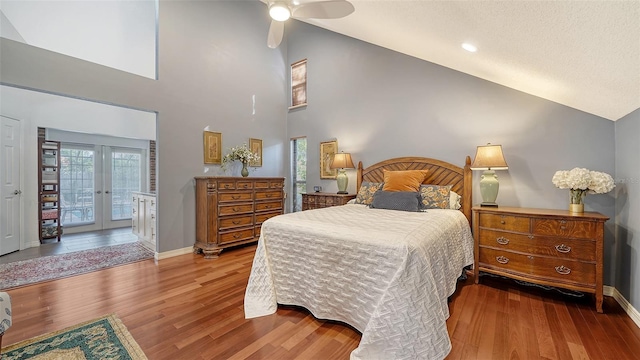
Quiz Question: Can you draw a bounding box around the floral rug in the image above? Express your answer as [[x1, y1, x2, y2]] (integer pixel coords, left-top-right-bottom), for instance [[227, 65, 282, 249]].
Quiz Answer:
[[0, 314, 147, 360], [0, 243, 154, 290]]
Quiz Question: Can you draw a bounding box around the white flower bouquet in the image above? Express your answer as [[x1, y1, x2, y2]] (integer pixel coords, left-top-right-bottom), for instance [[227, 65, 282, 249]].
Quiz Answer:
[[552, 167, 615, 205], [221, 144, 260, 174]]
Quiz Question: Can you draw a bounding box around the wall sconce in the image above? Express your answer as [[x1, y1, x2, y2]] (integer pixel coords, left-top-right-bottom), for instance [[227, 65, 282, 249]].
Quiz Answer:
[[330, 152, 355, 194], [470, 144, 508, 206]]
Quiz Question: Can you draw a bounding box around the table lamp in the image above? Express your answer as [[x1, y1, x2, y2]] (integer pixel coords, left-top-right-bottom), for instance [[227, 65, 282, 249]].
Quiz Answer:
[[470, 144, 508, 206], [330, 152, 355, 194]]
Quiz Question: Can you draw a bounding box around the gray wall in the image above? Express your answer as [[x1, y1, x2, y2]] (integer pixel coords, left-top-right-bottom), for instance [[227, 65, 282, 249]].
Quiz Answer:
[[615, 108, 640, 309], [285, 21, 618, 285], [0, 0, 287, 252]]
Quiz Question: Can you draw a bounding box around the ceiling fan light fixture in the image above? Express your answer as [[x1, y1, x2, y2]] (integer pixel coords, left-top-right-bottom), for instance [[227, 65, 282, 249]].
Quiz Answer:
[[269, 2, 291, 21]]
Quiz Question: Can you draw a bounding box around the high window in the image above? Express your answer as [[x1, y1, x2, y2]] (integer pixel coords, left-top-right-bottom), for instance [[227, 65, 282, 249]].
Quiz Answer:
[[290, 137, 307, 212], [290, 59, 307, 109]]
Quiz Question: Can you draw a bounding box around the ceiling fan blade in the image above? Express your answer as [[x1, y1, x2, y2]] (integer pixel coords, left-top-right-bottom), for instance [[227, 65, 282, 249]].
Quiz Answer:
[[267, 19, 285, 49], [292, 0, 355, 19]]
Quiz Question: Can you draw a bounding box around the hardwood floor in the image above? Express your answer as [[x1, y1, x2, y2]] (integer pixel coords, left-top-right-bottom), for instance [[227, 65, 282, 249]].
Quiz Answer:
[[3, 244, 639, 359], [0, 227, 138, 265]]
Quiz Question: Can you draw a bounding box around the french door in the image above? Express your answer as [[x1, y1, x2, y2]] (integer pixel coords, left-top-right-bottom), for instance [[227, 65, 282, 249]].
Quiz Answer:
[[60, 144, 146, 233]]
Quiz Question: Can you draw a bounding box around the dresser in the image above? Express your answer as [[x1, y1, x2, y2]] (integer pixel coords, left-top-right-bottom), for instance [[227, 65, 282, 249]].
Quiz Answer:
[[194, 177, 284, 259], [302, 192, 356, 210], [472, 206, 609, 313]]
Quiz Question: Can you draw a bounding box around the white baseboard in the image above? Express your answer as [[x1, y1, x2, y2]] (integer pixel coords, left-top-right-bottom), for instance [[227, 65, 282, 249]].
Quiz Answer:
[[604, 285, 640, 329], [156, 246, 194, 260]]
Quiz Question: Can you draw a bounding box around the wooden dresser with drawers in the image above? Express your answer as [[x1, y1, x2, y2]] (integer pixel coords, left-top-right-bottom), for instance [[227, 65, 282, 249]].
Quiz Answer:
[[194, 177, 284, 259], [301, 192, 356, 210], [472, 206, 609, 313]]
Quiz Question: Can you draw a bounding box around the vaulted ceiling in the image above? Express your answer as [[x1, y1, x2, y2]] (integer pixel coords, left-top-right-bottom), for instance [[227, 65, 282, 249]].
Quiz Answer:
[[285, 0, 640, 121]]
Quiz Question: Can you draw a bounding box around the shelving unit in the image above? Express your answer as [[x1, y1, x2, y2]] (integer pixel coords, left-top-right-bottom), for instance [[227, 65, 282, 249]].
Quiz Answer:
[[38, 139, 62, 242]]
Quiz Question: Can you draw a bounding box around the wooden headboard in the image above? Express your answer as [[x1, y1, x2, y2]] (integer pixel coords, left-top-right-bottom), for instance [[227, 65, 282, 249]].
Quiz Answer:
[[356, 156, 472, 224]]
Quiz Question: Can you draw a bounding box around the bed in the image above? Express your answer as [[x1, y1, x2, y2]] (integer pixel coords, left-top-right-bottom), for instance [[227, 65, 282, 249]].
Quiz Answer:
[[244, 156, 474, 360]]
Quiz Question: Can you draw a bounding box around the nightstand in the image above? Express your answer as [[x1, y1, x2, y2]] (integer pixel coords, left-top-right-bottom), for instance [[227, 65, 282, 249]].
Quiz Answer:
[[472, 206, 609, 313], [302, 192, 356, 210]]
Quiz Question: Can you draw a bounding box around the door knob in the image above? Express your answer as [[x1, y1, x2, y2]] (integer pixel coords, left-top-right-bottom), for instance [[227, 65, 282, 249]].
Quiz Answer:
[[96, 190, 102, 194], [105, 190, 111, 194], [13, 190, 22, 195]]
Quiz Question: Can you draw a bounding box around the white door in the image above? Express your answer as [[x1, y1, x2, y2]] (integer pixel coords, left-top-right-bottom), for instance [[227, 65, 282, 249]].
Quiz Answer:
[[0, 116, 21, 255]]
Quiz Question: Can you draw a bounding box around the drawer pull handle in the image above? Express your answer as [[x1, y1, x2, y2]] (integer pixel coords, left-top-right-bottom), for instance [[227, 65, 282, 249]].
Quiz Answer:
[[224, 184, 231, 189], [243, 184, 248, 188], [496, 237, 509, 245], [560, 220, 567, 224], [266, 193, 273, 197], [233, 233, 241, 239], [265, 205, 271, 209], [232, 195, 240, 199], [232, 220, 241, 225], [496, 256, 509, 264], [500, 220, 506, 225], [555, 244, 572, 253], [560, 226, 566, 230], [232, 207, 240, 212], [528, 235, 534, 239], [555, 265, 571, 275]]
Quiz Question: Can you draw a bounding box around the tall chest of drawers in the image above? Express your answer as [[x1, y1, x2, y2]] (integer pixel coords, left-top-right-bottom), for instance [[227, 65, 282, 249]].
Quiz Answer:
[[472, 206, 609, 313], [194, 177, 284, 259]]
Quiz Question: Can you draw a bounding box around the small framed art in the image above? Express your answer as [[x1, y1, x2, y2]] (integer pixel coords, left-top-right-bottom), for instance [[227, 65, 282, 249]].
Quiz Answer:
[[249, 138, 263, 167], [203, 131, 222, 165], [320, 140, 338, 179]]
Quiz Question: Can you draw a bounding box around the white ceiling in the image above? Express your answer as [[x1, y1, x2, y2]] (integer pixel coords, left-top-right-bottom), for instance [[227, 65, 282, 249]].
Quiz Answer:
[[291, 0, 640, 121]]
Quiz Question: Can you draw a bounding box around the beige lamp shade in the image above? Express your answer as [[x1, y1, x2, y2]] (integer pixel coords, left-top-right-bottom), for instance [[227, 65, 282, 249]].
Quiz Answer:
[[330, 152, 355, 194], [330, 152, 355, 169], [471, 144, 508, 207], [470, 144, 508, 170]]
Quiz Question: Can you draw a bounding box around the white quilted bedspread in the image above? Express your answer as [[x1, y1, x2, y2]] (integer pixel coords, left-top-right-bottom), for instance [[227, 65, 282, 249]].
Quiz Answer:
[[244, 204, 474, 360]]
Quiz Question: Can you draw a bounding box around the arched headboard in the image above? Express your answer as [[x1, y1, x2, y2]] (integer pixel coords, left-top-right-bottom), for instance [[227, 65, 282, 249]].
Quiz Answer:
[[356, 156, 472, 224]]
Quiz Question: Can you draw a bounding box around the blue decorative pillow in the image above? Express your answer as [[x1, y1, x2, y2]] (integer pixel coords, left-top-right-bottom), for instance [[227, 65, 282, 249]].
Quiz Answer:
[[419, 184, 452, 209], [370, 191, 420, 212], [355, 182, 383, 206]]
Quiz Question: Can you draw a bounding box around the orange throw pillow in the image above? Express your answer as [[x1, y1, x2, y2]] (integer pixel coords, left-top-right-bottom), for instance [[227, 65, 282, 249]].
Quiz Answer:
[[382, 170, 429, 192]]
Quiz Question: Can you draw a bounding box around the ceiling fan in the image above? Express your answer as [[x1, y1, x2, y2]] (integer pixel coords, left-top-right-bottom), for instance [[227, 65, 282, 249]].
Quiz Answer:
[[267, 0, 355, 49]]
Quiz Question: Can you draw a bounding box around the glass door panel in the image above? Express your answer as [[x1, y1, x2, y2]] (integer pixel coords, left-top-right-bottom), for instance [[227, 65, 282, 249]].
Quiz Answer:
[[60, 146, 96, 227], [109, 148, 142, 221]]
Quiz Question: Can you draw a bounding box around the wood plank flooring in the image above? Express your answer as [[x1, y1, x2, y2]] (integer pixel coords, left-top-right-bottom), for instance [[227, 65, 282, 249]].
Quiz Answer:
[[3, 244, 639, 359], [0, 227, 138, 265]]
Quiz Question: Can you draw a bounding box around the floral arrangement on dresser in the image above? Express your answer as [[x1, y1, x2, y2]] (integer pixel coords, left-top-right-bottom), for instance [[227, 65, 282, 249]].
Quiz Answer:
[[552, 167, 615, 212], [221, 144, 260, 177]]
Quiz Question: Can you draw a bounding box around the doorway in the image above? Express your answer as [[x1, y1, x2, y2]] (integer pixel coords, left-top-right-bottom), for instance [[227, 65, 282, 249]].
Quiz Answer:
[[59, 142, 147, 234]]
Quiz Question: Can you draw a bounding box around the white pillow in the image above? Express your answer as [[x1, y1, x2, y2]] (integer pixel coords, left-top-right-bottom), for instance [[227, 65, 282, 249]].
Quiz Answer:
[[450, 191, 462, 210], [347, 198, 356, 204]]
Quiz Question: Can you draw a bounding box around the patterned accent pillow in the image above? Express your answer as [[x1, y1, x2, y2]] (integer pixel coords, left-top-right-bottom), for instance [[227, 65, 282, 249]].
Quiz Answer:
[[354, 182, 383, 206], [371, 191, 421, 212], [449, 190, 462, 210], [419, 184, 452, 209], [0, 292, 11, 333]]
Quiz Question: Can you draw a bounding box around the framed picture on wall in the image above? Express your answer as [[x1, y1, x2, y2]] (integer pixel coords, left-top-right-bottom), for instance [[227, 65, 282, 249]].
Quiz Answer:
[[320, 140, 338, 179], [203, 131, 222, 165], [249, 138, 262, 167]]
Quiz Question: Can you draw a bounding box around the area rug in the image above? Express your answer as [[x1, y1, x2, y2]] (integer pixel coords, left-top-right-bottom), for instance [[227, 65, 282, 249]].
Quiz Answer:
[[0, 314, 147, 360], [0, 243, 154, 290]]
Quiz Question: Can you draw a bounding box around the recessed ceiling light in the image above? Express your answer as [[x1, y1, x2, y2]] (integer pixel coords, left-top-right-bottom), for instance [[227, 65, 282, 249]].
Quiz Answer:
[[462, 43, 477, 53]]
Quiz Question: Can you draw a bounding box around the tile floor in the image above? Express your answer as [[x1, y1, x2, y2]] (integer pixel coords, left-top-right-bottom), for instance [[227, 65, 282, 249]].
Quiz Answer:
[[0, 227, 138, 265]]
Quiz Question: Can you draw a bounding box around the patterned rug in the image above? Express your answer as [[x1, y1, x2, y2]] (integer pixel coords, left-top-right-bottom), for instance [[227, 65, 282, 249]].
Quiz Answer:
[[0, 243, 154, 290], [1, 314, 147, 359]]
